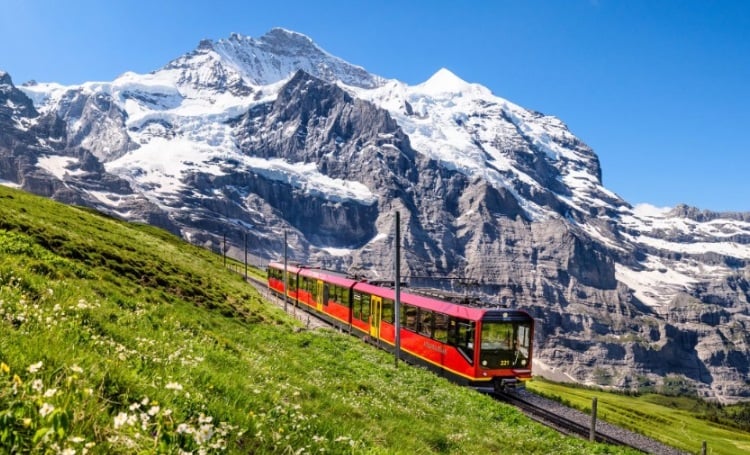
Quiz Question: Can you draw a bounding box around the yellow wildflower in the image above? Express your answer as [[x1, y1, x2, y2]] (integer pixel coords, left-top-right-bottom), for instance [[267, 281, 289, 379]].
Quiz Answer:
[[22, 418, 32, 428], [13, 374, 22, 386], [0, 362, 9, 374]]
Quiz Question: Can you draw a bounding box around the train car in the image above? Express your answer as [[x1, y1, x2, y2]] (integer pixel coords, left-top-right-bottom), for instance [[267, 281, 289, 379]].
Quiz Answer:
[[267, 262, 303, 302], [266, 261, 533, 391]]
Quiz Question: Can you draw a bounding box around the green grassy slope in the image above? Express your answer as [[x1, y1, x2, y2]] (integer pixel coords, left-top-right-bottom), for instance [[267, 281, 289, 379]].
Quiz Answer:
[[0, 185, 637, 454], [528, 379, 750, 455]]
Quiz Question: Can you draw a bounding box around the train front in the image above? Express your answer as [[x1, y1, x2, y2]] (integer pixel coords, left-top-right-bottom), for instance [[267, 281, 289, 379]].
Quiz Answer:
[[477, 310, 534, 392]]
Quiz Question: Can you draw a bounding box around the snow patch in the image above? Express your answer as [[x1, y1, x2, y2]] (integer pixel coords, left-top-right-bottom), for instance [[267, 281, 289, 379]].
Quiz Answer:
[[320, 247, 354, 257], [633, 203, 673, 217], [615, 259, 697, 308], [36, 156, 84, 180], [244, 158, 377, 205], [0, 179, 21, 189]]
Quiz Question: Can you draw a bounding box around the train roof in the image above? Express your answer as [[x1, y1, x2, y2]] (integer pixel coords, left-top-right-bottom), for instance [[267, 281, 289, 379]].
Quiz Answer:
[[268, 261, 302, 274], [354, 282, 494, 321], [298, 267, 359, 288], [268, 262, 359, 288]]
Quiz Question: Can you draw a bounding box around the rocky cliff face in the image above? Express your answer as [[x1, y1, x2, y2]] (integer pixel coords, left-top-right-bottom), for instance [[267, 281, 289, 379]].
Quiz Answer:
[[1, 29, 748, 402]]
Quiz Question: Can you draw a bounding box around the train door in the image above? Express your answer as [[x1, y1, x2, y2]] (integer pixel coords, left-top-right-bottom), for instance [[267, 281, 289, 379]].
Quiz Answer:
[[370, 295, 382, 339], [317, 280, 327, 311]]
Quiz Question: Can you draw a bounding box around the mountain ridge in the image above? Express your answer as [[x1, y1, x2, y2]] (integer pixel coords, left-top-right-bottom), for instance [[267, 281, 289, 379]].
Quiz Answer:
[[1, 29, 748, 402]]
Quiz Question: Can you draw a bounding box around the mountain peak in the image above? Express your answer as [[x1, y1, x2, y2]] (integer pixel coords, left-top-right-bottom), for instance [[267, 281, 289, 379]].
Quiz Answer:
[[0, 70, 12, 86], [177, 29, 385, 89], [418, 68, 475, 95], [258, 28, 316, 50]]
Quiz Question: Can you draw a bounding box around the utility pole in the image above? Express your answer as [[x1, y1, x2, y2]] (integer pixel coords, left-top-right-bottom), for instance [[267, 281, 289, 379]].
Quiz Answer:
[[244, 231, 248, 280], [223, 233, 226, 267], [394, 211, 401, 367], [283, 230, 288, 312]]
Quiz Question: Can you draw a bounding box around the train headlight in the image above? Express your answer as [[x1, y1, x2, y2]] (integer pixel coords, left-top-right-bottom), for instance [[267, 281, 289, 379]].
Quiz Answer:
[[521, 360, 527, 366], [482, 360, 487, 366]]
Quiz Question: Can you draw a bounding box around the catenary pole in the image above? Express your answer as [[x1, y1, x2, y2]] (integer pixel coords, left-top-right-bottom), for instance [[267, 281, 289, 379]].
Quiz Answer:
[[394, 211, 401, 367], [244, 231, 248, 280], [283, 230, 288, 312]]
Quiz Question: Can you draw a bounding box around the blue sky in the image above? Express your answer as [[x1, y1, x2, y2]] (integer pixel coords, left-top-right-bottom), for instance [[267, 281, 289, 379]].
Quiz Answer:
[[1, 0, 748, 211]]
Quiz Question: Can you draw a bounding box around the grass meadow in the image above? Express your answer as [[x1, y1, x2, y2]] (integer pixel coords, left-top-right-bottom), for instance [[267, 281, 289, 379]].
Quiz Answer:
[[0, 185, 640, 454]]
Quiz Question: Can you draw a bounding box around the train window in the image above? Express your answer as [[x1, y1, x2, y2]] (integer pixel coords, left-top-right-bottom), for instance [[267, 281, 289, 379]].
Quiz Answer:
[[447, 318, 458, 346], [327, 284, 335, 304], [433, 313, 449, 342], [381, 298, 394, 323], [360, 293, 371, 321], [479, 321, 533, 369], [516, 323, 531, 362], [481, 322, 514, 350], [341, 287, 350, 306], [353, 292, 362, 319], [456, 320, 475, 364], [403, 305, 417, 331], [338, 285, 346, 304], [418, 309, 433, 337], [287, 273, 297, 291]]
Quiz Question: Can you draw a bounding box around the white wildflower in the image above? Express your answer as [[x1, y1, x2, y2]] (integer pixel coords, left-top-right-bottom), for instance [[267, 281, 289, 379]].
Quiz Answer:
[[70, 364, 83, 373], [147, 405, 160, 416], [28, 361, 43, 373], [113, 412, 129, 429], [140, 412, 150, 430], [31, 379, 44, 392], [165, 381, 183, 391], [39, 402, 55, 418], [195, 424, 214, 445], [44, 388, 58, 398]]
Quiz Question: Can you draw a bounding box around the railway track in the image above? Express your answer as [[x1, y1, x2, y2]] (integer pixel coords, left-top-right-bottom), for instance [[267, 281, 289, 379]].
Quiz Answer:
[[493, 390, 629, 446], [493, 389, 688, 455]]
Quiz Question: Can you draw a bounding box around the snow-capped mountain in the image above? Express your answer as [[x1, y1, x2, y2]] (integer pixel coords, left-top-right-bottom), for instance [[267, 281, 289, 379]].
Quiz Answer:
[[2, 28, 748, 401]]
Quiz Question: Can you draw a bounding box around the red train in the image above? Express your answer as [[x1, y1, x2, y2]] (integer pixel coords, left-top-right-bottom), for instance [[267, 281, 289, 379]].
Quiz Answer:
[[267, 262, 533, 391]]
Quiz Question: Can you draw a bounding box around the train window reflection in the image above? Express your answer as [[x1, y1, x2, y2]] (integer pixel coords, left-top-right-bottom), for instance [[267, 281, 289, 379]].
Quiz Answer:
[[481, 322, 513, 350], [456, 320, 475, 364]]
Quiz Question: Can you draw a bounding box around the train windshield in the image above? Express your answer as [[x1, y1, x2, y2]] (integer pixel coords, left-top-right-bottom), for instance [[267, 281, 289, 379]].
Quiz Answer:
[[479, 321, 531, 369]]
